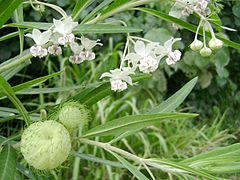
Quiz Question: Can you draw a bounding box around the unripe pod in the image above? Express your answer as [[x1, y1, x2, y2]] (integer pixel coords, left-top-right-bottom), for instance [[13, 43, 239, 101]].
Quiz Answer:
[[58, 101, 90, 132], [190, 40, 203, 51], [200, 47, 212, 57], [21, 120, 71, 170], [209, 38, 223, 50]]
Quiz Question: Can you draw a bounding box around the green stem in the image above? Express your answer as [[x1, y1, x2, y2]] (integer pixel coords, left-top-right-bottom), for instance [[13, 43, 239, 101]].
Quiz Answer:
[[79, 138, 143, 163], [0, 50, 32, 74]]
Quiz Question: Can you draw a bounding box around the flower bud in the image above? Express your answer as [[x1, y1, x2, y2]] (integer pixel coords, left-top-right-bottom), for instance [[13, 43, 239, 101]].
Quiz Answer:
[[21, 120, 71, 170], [200, 47, 212, 57], [190, 40, 203, 51], [58, 101, 90, 132], [209, 38, 223, 50]]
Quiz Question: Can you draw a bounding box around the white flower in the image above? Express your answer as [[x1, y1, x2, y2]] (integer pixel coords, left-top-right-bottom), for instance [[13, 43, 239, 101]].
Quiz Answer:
[[53, 17, 78, 36], [58, 34, 75, 45], [125, 40, 159, 73], [48, 45, 62, 55], [79, 51, 95, 61], [30, 45, 48, 58], [100, 68, 134, 92], [78, 37, 102, 61], [80, 37, 102, 50], [165, 50, 182, 65], [155, 37, 182, 65], [69, 55, 84, 64], [68, 42, 84, 64], [25, 29, 52, 46], [110, 80, 128, 92], [139, 56, 159, 73], [53, 17, 78, 45]]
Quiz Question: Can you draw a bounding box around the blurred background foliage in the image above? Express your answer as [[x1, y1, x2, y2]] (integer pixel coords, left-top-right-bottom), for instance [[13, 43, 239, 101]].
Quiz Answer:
[[1, 0, 240, 179]]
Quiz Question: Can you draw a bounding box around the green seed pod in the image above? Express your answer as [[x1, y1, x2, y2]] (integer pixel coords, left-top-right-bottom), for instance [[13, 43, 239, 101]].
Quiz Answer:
[[21, 120, 71, 170], [200, 47, 212, 57], [209, 38, 223, 50], [190, 40, 203, 51], [58, 101, 90, 132]]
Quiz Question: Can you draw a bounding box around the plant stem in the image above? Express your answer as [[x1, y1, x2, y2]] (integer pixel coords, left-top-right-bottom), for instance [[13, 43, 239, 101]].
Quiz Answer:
[[79, 138, 143, 163], [0, 50, 32, 74]]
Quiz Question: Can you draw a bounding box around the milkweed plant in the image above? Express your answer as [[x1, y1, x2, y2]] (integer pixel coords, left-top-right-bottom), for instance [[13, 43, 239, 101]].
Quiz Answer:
[[0, 0, 239, 179]]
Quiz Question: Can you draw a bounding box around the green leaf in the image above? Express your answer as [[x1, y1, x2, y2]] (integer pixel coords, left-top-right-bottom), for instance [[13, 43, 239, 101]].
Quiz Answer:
[[145, 159, 217, 180], [0, 0, 23, 28], [108, 151, 149, 180], [72, 0, 95, 21], [1, 60, 31, 80], [13, 5, 24, 54], [148, 77, 198, 113], [5, 22, 142, 34], [0, 49, 32, 74], [0, 75, 30, 126], [0, 144, 17, 180], [181, 143, 240, 164], [95, 0, 157, 23], [0, 71, 63, 99], [0, 29, 30, 42], [136, 8, 240, 50], [83, 113, 197, 138], [81, 0, 114, 24]]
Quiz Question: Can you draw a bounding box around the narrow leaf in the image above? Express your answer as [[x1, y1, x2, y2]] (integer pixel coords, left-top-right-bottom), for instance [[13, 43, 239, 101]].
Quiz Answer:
[[5, 22, 142, 34], [0, 145, 17, 180], [83, 113, 197, 138], [108, 151, 149, 180], [0, 71, 63, 98], [72, 0, 95, 21], [0, 75, 30, 125], [0, 0, 23, 28], [148, 77, 198, 113]]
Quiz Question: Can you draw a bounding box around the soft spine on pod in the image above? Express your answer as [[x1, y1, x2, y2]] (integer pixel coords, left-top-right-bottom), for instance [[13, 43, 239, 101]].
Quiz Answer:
[[20, 120, 71, 170], [57, 101, 90, 132]]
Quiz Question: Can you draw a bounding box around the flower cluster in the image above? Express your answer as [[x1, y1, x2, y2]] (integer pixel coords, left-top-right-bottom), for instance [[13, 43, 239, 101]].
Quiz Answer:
[[25, 17, 101, 64], [170, 0, 210, 19], [101, 37, 182, 92], [169, 0, 223, 57]]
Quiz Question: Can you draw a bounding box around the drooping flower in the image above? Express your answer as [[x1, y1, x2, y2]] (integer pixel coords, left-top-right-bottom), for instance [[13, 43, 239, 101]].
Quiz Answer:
[[79, 37, 102, 61], [48, 44, 62, 55], [53, 17, 78, 45], [25, 29, 51, 58], [69, 42, 84, 64], [100, 68, 134, 92], [125, 40, 159, 73], [155, 37, 182, 65]]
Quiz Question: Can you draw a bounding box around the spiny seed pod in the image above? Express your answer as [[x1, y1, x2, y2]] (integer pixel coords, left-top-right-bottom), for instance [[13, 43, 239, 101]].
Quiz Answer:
[[200, 47, 212, 57], [190, 40, 203, 51], [21, 120, 71, 170], [209, 38, 223, 50], [58, 101, 90, 132]]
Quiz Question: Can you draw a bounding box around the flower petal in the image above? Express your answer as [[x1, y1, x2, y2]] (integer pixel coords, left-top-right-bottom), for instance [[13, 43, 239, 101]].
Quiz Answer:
[[134, 41, 146, 57]]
